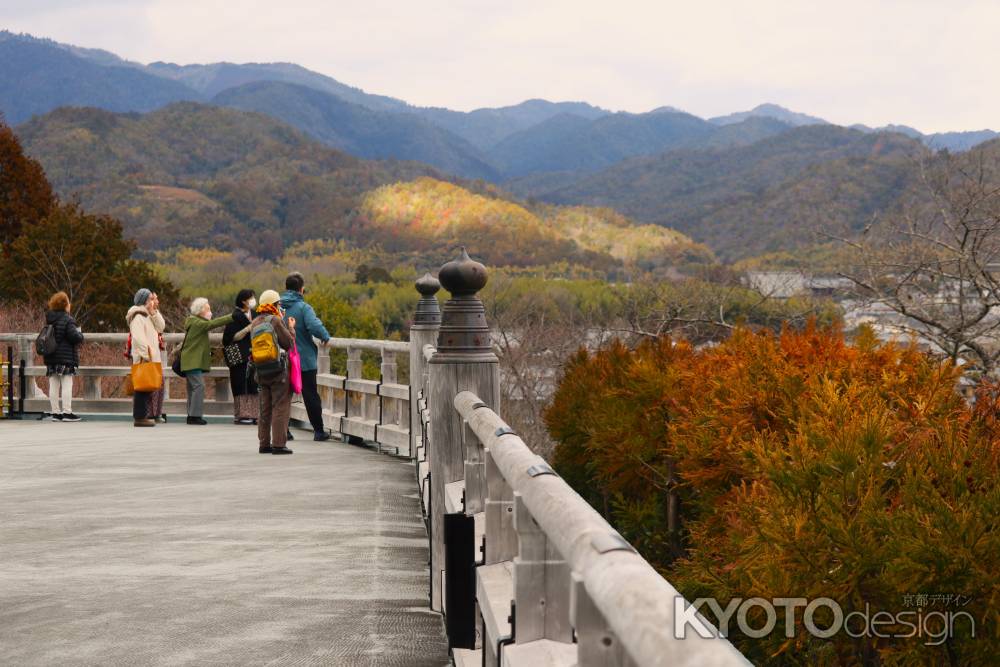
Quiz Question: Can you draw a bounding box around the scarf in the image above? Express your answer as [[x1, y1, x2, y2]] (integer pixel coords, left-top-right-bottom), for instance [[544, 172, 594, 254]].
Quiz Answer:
[[257, 303, 281, 318]]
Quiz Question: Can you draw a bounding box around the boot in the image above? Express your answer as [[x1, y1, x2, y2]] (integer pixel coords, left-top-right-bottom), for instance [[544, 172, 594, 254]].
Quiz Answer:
[[271, 446, 293, 455], [134, 418, 156, 427]]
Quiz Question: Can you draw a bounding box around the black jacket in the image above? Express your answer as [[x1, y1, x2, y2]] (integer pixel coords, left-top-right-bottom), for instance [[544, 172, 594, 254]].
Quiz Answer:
[[43, 310, 84, 367], [222, 308, 254, 359], [223, 308, 258, 396]]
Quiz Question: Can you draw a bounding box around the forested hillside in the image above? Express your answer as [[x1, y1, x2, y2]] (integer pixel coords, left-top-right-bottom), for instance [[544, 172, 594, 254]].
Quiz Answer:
[[147, 60, 410, 111], [489, 110, 792, 177], [9, 29, 1000, 266], [0, 34, 198, 124], [16, 104, 437, 257], [15, 101, 943, 265], [15, 103, 706, 273], [359, 178, 711, 269], [415, 99, 610, 149], [212, 81, 499, 180], [709, 102, 827, 127], [520, 125, 928, 259]]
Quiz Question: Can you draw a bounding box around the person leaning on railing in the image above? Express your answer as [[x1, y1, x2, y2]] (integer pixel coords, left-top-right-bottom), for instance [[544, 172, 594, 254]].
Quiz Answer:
[[43, 291, 84, 422], [180, 298, 232, 426], [280, 272, 332, 441], [127, 288, 165, 428]]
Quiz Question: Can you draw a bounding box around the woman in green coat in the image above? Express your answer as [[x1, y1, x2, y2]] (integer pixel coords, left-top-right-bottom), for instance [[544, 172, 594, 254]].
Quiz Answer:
[[180, 298, 232, 425]]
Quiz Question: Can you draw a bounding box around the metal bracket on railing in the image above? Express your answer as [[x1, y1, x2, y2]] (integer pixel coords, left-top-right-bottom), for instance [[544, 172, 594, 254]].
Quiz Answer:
[[420, 473, 431, 523], [494, 426, 516, 438], [18, 359, 26, 416], [374, 380, 384, 453], [427, 470, 433, 604], [590, 532, 636, 554], [496, 601, 516, 662], [526, 462, 557, 477]]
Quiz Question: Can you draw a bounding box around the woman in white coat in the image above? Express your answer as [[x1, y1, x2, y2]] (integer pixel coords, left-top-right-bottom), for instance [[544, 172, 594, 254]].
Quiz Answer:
[[127, 288, 166, 427]]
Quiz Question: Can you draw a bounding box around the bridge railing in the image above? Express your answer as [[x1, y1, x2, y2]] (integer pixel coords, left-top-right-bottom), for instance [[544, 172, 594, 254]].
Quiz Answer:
[[450, 392, 748, 667], [308, 337, 412, 456], [0, 332, 416, 457], [415, 250, 748, 667]]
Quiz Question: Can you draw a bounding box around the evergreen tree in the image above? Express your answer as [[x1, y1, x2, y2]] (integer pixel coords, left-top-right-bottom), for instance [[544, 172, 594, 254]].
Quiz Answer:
[[2, 202, 178, 329], [0, 116, 54, 248]]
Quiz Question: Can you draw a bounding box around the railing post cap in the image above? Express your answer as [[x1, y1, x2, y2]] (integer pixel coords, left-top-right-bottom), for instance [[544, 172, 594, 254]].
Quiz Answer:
[[415, 272, 441, 297], [413, 273, 443, 328], [430, 248, 496, 361], [438, 247, 487, 296]]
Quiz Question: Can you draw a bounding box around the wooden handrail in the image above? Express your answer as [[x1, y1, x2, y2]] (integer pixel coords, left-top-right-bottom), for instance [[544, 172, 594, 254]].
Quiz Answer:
[[2, 332, 414, 456], [454, 391, 749, 667], [0, 332, 410, 352]]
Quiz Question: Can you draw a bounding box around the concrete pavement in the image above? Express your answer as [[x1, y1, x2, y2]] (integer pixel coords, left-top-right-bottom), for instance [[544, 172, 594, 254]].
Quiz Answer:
[[0, 419, 449, 666]]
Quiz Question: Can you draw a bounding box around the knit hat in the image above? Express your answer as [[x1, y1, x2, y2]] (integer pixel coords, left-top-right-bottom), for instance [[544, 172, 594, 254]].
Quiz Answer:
[[259, 289, 281, 306], [133, 288, 151, 306]]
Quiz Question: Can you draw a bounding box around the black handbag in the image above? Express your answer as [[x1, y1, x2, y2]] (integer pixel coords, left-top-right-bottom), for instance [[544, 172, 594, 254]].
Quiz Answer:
[[223, 342, 244, 368], [171, 355, 185, 378], [171, 329, 189, 378]]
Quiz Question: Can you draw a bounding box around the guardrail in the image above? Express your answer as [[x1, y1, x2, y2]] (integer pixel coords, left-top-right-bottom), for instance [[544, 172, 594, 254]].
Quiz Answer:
[[449, 392, 747, 667], [308, 337, 412, 456], [0, 331, 415, 457], [414, 249, 747, 666]]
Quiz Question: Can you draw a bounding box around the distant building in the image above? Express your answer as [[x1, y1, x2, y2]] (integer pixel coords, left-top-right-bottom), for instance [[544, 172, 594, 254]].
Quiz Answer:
[[745, 271, 852, 299]]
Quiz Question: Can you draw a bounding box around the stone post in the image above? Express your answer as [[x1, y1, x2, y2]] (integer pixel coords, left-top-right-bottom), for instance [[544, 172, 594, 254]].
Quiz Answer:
[[408, 273, 441, 459], [427, 249, 500, 611]]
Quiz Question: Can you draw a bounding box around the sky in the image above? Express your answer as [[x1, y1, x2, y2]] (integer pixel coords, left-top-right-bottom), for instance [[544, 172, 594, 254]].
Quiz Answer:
[[1, 0, 997, 133]]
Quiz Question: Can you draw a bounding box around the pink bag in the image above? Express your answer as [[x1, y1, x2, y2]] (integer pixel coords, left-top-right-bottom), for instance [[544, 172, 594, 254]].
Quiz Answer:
[[288, 343, 303, 394]]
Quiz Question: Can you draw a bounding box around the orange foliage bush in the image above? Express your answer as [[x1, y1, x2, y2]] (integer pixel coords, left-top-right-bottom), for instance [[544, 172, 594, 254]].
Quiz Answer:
[[546, 325, 998, 665]]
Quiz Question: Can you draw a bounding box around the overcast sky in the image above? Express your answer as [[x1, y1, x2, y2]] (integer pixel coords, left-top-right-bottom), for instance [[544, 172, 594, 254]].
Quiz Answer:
[[1, 0, 996, 133]]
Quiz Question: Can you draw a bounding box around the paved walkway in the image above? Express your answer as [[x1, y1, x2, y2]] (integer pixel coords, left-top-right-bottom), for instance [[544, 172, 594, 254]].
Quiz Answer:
[[0, 420, 449, 667]]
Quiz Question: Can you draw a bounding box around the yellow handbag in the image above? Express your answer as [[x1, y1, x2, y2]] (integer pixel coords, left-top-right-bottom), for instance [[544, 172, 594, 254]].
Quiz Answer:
[[131, 361, 163, 393]]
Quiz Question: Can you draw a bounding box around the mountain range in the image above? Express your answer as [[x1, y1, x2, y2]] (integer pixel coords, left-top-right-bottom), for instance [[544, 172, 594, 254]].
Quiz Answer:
[[16, 102, 708, 271], [2, 29, 996, 181], [5, 29, 1000, 266], [513, 125, 928, 260]]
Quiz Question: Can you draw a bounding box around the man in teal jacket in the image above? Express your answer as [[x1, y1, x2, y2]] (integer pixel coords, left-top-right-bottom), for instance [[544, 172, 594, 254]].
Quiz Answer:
[[281, 272, 332, 441]]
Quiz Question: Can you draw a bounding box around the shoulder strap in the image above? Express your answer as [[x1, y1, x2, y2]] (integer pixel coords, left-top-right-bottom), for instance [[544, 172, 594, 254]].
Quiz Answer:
[[177, 323, 191, 351]]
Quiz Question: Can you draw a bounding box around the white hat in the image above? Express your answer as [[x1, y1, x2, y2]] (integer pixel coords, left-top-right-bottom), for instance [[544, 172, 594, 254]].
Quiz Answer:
[[259, 289, 281, 306]]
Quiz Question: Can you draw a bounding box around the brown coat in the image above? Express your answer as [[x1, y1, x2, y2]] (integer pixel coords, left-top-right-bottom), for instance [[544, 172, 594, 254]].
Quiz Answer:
[[253, 312, 296, 448]]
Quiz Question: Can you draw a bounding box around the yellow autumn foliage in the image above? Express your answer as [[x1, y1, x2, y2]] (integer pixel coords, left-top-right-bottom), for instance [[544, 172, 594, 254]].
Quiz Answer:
[[360, 177, 713, 270]]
